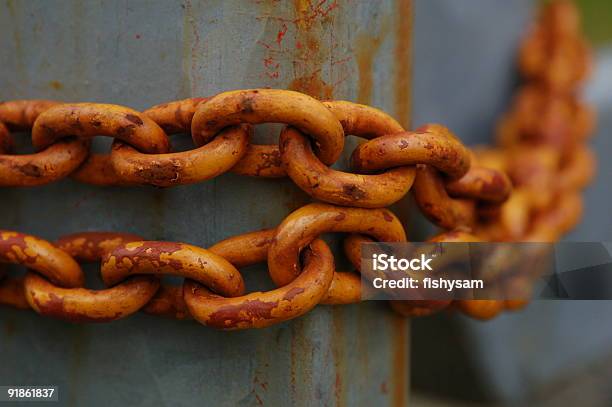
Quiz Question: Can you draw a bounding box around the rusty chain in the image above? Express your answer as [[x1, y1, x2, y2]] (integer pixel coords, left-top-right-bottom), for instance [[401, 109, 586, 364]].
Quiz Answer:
[[0, 0, 596, 328]]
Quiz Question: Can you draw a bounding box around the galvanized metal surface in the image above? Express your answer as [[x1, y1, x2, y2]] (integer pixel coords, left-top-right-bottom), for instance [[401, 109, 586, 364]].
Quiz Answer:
[[0, 0, 411, 406]]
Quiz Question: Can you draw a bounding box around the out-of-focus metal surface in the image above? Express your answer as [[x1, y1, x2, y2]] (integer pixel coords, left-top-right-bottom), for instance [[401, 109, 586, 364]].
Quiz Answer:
[[412, 1, 612, 405], [459, 49, 612, 405], [0, 1, 412, 405]]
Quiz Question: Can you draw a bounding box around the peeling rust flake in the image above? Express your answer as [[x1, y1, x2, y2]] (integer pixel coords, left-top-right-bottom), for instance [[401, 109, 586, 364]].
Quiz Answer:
[[124, 113, 144, 126], [110, 241, 184, 271], [239, 97, 256, 114], [342, 184, 367, 200], [18, 163, 43, 178], [382, 211, 394, 222], [34, 292, 121, 323], [282, 286, 305, 301], [208, 299, 279, 328]]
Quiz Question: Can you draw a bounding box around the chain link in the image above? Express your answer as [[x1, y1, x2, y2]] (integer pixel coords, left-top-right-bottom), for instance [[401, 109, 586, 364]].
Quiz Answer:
[[0, 0, 596, 327]]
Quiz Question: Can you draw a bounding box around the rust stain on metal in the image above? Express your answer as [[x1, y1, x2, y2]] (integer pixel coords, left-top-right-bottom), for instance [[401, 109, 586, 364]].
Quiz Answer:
[[290, 317, 315, 405], [394, 0, 412, 129], [288, 0, 337, 98], [380, 381, 389, 394], [49, 80, 63, 91], [288, 74, 334, 100], [391, 314, 408, 407], [255, 0, 343, 99], [207, 298, 280, 327], [355, 17, 391, 105], [251, 350, 271, 407], [331, 306, 347, 407]]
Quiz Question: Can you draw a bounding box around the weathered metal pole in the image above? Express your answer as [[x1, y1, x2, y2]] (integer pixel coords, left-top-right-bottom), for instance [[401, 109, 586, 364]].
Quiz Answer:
[[0, 0, 412, 405]]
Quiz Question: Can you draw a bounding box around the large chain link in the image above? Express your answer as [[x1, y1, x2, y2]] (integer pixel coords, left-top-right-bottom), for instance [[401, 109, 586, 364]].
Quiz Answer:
[[0, 0, 596, 328]]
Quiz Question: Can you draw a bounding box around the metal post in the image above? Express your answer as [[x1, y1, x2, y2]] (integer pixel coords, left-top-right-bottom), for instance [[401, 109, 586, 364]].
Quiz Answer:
[[0, 1, 412, 405]]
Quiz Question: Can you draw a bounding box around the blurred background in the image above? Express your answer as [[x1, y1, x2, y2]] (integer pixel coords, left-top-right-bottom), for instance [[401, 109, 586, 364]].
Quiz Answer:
[[411, 0, 612, 405]]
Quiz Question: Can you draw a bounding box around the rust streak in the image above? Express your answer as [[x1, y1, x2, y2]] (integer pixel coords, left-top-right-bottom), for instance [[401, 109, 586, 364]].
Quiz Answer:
[[394, 0, 412, 129], [391, 314, 408, 407]]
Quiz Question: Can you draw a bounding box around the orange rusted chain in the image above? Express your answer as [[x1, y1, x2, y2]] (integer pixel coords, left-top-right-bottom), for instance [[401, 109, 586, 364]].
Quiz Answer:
[[208, 228, 276, 268], [56, 232, 144, 262], [101, 241, 245, 297], [280, 127, 415, 208], [110, 97, 251, 187], [412, 165, 476, 229], [504, 146, 559, 211], [557, 145, 596, 190], [525, 191, 583, 242], [323, 100, 404, 139], [280, 101, 416, 207], [0, 100, 59, 130], [145, 96, 288, 179], [429, 226, 510, 319], [480, 0, 593, 243], [573, 101, 597, 142], [0, 100, 90, 187], [454, 300, 504, 321], [268, 203, 406, 290], [22, 232, 160, 322], [428, 229, 482, 243], [450, 0, 595, 320], [184, 238, 334, 330], [390, 301, 453, 318], [320, 272, 362, 305], [24, 273, 160, 323], [143, 284, 191, 319], [143, 97, 209, 134], [31, 103, 170, 186], [505, 300, 529, 311], [0, 231, 84, 287], [32, 103, 170, 153], [230, 99, 408, 179], [110, 125, 251, 187], [445, 166, 512, 203], [70, 153, 135, 186], [519, 0, 591, 92], [427, 230, 509, 319], [477, 189, 531, 240], [351, 124, 471, 180], [73, 99, 211, 186], [191, 89, 345, 166], [392, 230, 479, 318], [0, 138, 90, 187], [210, 227, 361, 306], [0, 276, 30, 309], [343, 233, 368, 270], [498, 86, 586, 150], [230, 144, 286, 178], [142, 226, 360, 321], [0, 122, 13, 154]]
